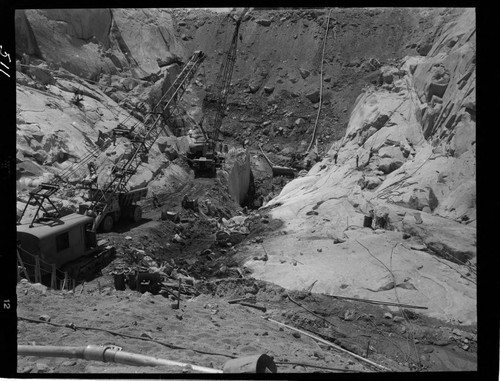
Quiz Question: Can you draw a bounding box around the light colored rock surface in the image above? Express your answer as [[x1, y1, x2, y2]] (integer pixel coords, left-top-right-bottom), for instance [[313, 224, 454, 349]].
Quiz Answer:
[[241, 9, 476, 324]]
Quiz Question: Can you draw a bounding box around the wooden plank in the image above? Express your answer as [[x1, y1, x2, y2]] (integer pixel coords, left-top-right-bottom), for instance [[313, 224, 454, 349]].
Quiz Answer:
[[16, 250, 31, 282], [51, 264, 57, 289], [263, 317, 392, 372], [227, 297, 254, 304], [322, 294, 428, 310], [34, 256, 41, 283], [62, 272, 68, 291], [237, 302, 267, 312]]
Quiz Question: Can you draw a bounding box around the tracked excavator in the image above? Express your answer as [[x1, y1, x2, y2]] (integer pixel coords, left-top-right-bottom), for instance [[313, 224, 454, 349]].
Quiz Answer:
[[16, 51, 206, 281], [187, 8, 250, 178]]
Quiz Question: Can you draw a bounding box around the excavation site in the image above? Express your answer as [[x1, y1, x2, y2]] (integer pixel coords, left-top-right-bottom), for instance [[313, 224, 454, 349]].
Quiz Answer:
[[14, 7, 477, 374]]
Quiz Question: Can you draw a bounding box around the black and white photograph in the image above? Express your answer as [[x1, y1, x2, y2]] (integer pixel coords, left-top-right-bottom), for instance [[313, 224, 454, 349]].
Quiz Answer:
[[3, 5, 485, 376]]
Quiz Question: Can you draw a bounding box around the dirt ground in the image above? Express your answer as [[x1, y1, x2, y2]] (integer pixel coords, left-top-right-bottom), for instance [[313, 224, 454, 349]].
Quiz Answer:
[[16, 188, 477, 374]]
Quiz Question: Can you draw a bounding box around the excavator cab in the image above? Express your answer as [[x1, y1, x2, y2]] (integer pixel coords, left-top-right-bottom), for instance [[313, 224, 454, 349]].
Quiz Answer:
[[187, 141, 208, 158], [187, 10, 245, 179]]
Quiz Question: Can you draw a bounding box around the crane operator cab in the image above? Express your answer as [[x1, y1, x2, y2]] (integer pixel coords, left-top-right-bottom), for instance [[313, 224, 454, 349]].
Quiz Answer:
[[187, 141, 225, 178]]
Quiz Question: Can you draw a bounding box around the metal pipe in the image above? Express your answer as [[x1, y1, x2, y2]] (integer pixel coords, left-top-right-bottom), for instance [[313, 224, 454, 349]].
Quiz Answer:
[[18, 345, 223, 373]]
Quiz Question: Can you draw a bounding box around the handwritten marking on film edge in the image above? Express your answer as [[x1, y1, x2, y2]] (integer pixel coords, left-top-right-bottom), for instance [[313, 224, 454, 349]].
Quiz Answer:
[[0, 45, 11, 78]]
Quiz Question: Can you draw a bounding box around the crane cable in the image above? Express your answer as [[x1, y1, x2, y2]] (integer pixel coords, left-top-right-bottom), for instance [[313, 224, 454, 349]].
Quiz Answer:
[[306, 9, 333, 154]]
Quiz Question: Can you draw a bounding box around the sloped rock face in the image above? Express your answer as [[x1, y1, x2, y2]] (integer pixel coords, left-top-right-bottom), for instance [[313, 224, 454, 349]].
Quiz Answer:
[[239, 8, 476, 324], [110, 9, 185, 76], [401, 213, 476, 264], [16, 10, 114, 78], [412, 8, 476, 157], [333, 8, 475, 224], [15, 9, 187, 80], [15, 11, 43, 59]]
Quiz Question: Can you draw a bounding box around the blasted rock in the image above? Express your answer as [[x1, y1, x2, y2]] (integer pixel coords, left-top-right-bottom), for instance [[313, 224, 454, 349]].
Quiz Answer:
[[305, 89, 320, 104], [377, 158, 403, 174], [299, 68, 310, 79], [363, 176, 382, 190], [255, 19, 272, 27], [264, 85, 275, 94]]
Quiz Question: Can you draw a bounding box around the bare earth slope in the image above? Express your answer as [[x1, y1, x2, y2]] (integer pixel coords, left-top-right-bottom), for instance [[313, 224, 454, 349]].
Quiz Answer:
[[237, 8, 476, 325]]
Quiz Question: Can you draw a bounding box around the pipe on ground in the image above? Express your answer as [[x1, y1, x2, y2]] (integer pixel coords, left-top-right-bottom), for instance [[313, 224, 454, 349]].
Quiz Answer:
[[18, 344, 222, 373], [18, 345, 277, 373], [271, 166, 296, 178]]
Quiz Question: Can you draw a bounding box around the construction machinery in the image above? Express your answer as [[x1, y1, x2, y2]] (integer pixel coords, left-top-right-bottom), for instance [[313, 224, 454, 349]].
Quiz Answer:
[[78, 50, 206, 232], [16, 50, 206, 282], [17, 212, 115, 281], [187, 8, 250, 178]]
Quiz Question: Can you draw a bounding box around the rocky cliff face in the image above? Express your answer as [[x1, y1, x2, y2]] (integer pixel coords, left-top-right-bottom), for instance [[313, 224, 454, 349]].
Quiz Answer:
[[16, 8, 452, 153], [239, 8, 476, 324]]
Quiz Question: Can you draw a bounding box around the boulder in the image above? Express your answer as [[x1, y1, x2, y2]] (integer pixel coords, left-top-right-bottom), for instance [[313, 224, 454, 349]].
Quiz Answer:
[[164, 147, 178, 161], [294, 118, 306, 126], [305, 89, 320, 104], [299, 68, 310, 79], [378, 145, 405, 161], [377, 157, 403, 174], [264, 85, 275, 94], [29, 65, 56, 85], [120, 77, 141, 91], [416, 33, 434, 56], [156, 137, 170, 153], [255, 19, 272, 27], [33, 362, 51, 373], [110, 75, 125, 90], [17, 161, 45, 178], [421, 103, 441, 139], [408, 188, 432, 211], [426, 64, 450, 101], [228, 231, 247, 245], [110, 92, 126, 103], [364, 176, 382, 190], [401, 214, 476, 264], [344, 310, 355, 321], [19, 9, 113, 78], [33, 151, 49, 165], [379, 66, 399, 84], [248, 82, 260, 93]]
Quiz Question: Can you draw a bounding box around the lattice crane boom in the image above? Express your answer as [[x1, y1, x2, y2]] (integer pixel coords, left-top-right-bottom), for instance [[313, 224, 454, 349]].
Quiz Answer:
[[208, 9, 248, 151], [87, 51, 206, 231]]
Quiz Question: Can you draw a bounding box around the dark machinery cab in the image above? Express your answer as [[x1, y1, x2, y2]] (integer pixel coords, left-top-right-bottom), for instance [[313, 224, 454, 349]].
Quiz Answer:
[[17, 213, 113, 280]]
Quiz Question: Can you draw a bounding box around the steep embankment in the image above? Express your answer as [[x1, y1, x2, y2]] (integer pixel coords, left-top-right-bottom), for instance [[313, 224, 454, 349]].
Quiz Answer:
[[16, 8, 451, 156], [236, 8, 476, 325], [178, 7, 454, 155]]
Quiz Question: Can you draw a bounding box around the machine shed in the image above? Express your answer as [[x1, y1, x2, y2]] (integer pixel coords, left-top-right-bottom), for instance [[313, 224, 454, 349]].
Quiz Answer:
[[17, 213, 95, 269]]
